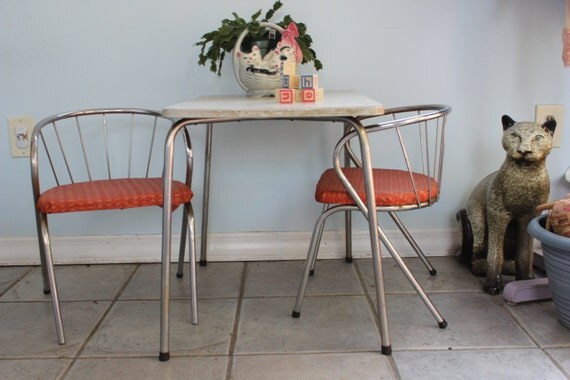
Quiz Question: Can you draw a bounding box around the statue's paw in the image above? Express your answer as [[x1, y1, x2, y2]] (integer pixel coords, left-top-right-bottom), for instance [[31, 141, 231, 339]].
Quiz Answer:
[[470, 259, 487, 277], [483, 284, 501, 295]]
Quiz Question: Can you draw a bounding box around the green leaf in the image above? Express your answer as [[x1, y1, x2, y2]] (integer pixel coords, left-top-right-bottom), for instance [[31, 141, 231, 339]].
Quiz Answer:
[[314, 58, 323, 71], [264, 9, 274, 21], [217, 51, 225, 75], [231, 12, 244, 23], [281, 15, 292, 26], [251, 9, 262, 21], [219, 25, 232, 37]]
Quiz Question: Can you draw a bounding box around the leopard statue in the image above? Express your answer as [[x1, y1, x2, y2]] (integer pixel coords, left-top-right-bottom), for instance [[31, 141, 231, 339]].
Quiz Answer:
[[457, 114, 556, 295]]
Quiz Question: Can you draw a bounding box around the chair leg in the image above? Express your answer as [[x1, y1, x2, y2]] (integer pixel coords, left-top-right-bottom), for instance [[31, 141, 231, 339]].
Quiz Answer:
[[344, 210, 353, 263], [38, 238, 51, 294], [388, 212, 437, 276], [38, 213, 66, 344], [34, 210, 51, 294], [186, 203, 198, 325], [376, 223, 447, 328], [342, 122, 354, 265], [176, 205, 189, 278], [159, 205, 173, 361], [309, 204, 328, 275], [369, 234, 392, 355], [293, 206, 336, 318], [199, 122, 214, 267]]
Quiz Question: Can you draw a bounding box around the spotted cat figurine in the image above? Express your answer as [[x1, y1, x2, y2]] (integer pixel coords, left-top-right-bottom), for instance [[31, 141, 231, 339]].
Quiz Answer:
[[457, 115, 556, 294]]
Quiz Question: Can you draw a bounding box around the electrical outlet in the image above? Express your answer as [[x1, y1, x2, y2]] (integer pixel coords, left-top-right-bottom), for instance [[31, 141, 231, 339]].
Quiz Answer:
[[535, 105, 564, 148], [8, 116, 34, 157]]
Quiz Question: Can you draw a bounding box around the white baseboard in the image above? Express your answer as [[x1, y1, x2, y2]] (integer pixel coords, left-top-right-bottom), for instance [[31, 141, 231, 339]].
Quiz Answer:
[[0, 228, 459, 266]]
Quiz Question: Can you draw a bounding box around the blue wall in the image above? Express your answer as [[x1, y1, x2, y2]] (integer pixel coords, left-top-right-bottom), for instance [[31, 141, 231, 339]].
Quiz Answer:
[[1, 0, 568, 240]]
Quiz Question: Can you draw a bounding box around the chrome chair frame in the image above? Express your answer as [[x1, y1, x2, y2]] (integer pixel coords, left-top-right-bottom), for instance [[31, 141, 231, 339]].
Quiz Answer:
[[292, 105, 451, 354], [30, 108, 197, 358]]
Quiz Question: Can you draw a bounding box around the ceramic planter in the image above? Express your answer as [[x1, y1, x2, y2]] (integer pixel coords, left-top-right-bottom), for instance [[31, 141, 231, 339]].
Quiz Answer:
[[232, 22, 285, 97], [528, 215, 570, 329]]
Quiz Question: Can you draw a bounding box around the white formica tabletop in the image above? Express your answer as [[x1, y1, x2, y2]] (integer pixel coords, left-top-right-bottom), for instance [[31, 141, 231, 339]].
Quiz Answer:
[[162, 90, 384, 119]]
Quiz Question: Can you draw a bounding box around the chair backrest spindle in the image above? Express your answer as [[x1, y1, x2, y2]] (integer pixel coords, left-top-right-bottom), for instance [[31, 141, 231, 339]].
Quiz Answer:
[[41, 130, 60, 186], [75, 116, 92, 182], [395, 125, 422, 206], [145, 116, 159, 179], [128, 113, 134, 178], [102, 113, 112, 180], [52, 122, 75, 184]]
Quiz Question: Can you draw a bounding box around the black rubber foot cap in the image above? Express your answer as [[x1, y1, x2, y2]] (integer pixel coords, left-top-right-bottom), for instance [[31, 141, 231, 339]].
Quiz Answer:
[[292, 311, 300, 318], [429, 269, 437, 276], [159, 352, 170, 362], [199, 260, 207, 267], [438, 320, 448, 329], [309, 269, 315, 276], [483, 285, 501, 295], [345, 257, 353, 263], [176, 273, 183, 278], [43, 289, 51, 295], [381, 345, 392, 355]]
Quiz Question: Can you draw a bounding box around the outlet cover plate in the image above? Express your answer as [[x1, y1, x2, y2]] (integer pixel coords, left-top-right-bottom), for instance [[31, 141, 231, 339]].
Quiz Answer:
[[8, 116, 34, 157]]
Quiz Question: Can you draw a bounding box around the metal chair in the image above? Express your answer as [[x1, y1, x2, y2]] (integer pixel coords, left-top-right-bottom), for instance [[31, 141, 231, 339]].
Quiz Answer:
[[292, 105, 451, 354], [30, 108, 197, 358]]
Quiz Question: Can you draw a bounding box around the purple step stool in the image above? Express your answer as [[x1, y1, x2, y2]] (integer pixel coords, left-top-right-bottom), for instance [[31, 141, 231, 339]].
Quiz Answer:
[[502, 277, 552, 305]]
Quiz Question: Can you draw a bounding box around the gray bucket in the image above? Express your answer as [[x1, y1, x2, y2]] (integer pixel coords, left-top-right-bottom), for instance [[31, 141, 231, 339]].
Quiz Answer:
[[528, 215, 570, 329]]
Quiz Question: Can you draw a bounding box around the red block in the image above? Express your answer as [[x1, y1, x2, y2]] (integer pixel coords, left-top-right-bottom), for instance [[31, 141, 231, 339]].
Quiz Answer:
[[278, 89, 294, 103], [302, 88, 316, 102]]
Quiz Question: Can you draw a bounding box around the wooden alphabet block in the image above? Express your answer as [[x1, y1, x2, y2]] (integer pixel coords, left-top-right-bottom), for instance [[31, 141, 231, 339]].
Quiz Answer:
[[277, 88, 295, 103], [300, 74, 319, 89], [301, 88, 324, 102], [281, 61, 297, 76], [301, 88, 315, 102], [282, 75, 291, 89], [282, 74, 300, 89]]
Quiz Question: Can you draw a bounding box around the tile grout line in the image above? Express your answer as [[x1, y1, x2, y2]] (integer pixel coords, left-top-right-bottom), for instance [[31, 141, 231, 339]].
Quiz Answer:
[[0, 266, 35, 299], [57, 263, 141, 379], [353, 259, 402, 380], [224, 261, 248, 380], [353, 259, 384, 338], [542, 349, 570, 379], [474, 269, 570, 378], [499, 299, 570, 379]]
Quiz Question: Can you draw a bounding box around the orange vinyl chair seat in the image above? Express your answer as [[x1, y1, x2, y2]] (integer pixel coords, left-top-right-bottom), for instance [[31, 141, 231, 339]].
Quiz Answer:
[[315, 168, 439, 207], [37, 178, 192, 214]]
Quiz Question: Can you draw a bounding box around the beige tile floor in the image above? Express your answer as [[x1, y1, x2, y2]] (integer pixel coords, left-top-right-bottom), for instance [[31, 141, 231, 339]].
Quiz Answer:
[[1, 257, 569, 379]]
